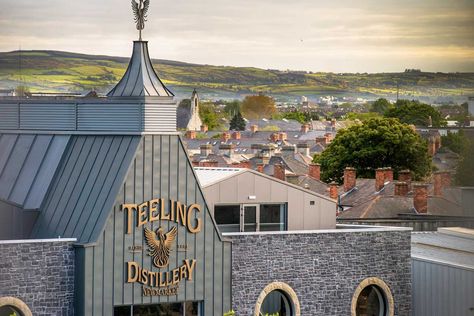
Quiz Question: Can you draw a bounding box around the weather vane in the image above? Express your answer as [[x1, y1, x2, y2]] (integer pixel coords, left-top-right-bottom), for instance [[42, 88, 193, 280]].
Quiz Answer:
[[131, 0, 150, 41]]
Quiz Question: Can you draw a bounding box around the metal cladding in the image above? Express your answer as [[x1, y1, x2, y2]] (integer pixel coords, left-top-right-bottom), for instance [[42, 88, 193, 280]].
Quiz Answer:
[[107, 41, 174, 97]]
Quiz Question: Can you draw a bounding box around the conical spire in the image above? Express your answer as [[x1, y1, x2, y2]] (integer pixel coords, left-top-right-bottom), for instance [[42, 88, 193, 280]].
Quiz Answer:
[[107, 41, 173, 97]]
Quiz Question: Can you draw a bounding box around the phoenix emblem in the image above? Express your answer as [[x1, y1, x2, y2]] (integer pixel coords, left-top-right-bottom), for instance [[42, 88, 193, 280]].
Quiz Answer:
[[144, 226, 177, 268], [131, 0, 150, 40]]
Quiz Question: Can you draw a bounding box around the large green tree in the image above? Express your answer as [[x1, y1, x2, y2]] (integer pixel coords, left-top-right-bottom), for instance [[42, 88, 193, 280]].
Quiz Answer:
[[384, 99, 446, 127], [456, 138, 474, 186], [314, 118, 431, 183], [241, 94, 276, 119], [199, 102, 222, 130], [441, 130, 469, 154], [371, 98, 391, 114], [229, 112, 246, 131]]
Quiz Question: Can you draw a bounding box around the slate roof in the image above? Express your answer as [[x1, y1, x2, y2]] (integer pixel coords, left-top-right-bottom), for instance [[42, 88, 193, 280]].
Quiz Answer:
[[0, 133, 70, 209]]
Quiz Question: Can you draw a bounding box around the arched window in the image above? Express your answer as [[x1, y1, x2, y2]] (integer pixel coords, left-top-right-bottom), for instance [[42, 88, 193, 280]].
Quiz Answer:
[[351, 278, 394, 316], [0, 297, 32, 316], [254, 282, 300, 316]]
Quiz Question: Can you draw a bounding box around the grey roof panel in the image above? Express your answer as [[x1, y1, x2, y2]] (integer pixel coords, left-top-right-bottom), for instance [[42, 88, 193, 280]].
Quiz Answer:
[[31, 135, 141, 243], [107, 41, 173, 97], [0, 134, 70, 209]]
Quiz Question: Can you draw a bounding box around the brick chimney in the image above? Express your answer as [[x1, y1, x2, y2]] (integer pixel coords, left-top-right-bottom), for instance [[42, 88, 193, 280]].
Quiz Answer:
[[270, 133, 279, 142], [185, 130, 196, 139], [256, 163, 264, 173], [273, 163, 286, 181], [398, 170, 412, 191], [375, 168, 385, 191], [331, 119, 336, 129], [329, 182, 339, 200], [286, 174, 299, 185], [394, 181, 409, 196], [315, 136, 327, 146], [250, 125, 258, 133], [309, 163, 321, 180], [428, 136, 436, 156], [200, 124, 208, 133], [199, 160, 218, 167], [231, 160, 250, 169], [441, 171, 451, 188], [200, 144, 212, 156], [300, 124, 309, 134], [278, 132, 288, 141], [344, 167, 356, 192], [221, 132, 230, 142], [384, 167, 393, 182], [232, 131, 241, 140], [434, 171, 451, 196], [413, 183, 428, 213], [219, 143, 235, 157]]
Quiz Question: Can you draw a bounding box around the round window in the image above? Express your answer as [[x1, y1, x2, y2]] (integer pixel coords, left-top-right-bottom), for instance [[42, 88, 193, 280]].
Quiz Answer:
[[260, 290, 293, 316], [0, 305, 24, 316], [355, 285, 388, 316]]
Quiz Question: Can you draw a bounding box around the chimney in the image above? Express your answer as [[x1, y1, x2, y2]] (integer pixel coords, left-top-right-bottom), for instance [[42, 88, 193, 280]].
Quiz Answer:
[[199, 160, 218, 167], [315, 136, 327, 146], [185, 130, 196, 139], [296, 143, 310, 156], [384, 167, 393, 182], [200, 124, 208, 133], [270, 133, 279, 142], [200, 144, 212, 156], [251, 143, 262, 154], [281, 145, 296, 154], [231, 160, 250, 169], [375, 168, 385, 191], [300, 124, 309, 134], [428, 136, 436, 156], [308, 163, 321, 180], [192, 160, 199, 167], [250, 125, 258, 133], [232, 131, 241, 140], [256, 163, 264, 173], [394, 181, 409, 196], [278, 132, 288, 141], [398, 169, 412, 191], [343, 167, 356, 192], [324, 133, 333, 143], [413, 183, 428, 213], [286, 174, 299, 185], [221, 132, 230, 142], [331, 119, 336, 129], [435, 135, 441, 151], [219, 143, 235, 157], [434, 171, 451, 196], [329, 182, 339, 200], [273, 163, 286, 181]]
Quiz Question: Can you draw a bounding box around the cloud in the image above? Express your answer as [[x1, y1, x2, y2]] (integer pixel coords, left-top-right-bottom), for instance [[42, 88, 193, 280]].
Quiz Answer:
[[0, 0, 473, 72]]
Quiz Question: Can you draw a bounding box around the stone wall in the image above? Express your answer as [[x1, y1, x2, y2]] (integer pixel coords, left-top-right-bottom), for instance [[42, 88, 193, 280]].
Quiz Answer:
[[229, 228, 411, 315], [0, 240, 75, 316]]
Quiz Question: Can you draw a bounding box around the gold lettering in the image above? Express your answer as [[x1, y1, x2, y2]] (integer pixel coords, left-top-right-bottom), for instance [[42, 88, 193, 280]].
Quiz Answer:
[[137, 202, 148, 227], [149, 199, 160, 223], [121, 204, 137, 234], [184, 259, 196, 281], [141, 268, 148, 285], [161, 199, 170, 220], [187, 204, 202, 233], [172, 267, 180, 285], [127, 261, 139, 283], [177, 202, 187, 227]]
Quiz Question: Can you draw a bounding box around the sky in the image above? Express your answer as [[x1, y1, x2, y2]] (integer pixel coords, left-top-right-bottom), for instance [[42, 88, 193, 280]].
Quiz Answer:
[[1, 0, 473, 72]]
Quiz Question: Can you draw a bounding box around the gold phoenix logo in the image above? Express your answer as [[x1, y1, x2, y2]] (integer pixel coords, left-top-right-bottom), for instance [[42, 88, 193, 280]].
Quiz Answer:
[[144, 226, 177, 268]]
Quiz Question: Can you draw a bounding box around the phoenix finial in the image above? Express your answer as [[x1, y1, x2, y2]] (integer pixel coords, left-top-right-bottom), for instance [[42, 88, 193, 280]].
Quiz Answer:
[[131, 0, 150, 40]]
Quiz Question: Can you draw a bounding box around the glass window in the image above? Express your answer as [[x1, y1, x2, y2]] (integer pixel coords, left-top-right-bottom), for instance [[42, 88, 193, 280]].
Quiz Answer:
[[243, 205, 257, 232], [215, 205, 240, 232], [260, 290, 293, 316], [0, 305, 24, 316], [260, 204, 286, 231], [114, 302, 201, 316], [355, 285, 387, 316]]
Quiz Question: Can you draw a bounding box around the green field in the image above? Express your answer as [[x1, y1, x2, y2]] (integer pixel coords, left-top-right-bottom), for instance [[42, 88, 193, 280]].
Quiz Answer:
[[0, 50, 473, 101]]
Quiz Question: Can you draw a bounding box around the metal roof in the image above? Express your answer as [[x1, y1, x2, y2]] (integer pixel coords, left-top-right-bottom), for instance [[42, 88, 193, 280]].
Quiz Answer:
[[31, 135, 141, 243], [0, 133, 70, 209], [107, 41, 174, 97], [412, 228, 474, 269], [194, 167, 245, 187]]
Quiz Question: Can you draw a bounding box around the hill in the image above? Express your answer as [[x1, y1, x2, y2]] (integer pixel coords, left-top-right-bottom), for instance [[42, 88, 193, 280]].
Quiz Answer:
[[0, 50, 473, 101]]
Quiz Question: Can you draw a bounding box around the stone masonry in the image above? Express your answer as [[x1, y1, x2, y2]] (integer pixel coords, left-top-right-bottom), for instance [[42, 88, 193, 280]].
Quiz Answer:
[[229, 228, 411, 315], [0, 240, 75, 316]]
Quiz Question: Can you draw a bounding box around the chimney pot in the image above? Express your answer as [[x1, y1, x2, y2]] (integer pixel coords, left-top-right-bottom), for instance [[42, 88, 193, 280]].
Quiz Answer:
[[398, 169, 412, 191], [300, 124, 309, 134], [413, 183, 429, 213], [256, 163, 264, 173], [200, 124, 208, 133], [375, 168, 385, 191], [384, 167, 393, 182], [309, 163, 321, 180], [394, 181, 409, 196], [221, 132, 230, 142], [232, 131, 241, 140], [185, 130, 196, 139], [329, 182, 339, 200], [250, 125, 258, 133], [273, 163, 286, 181]]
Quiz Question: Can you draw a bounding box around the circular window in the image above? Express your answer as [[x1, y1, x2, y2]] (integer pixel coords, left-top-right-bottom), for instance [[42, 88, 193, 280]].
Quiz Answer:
[[351, 278, 394, 316], [0, 297, 31, 316], [260, 290, 293, 316], [254, 282, 300, 316]]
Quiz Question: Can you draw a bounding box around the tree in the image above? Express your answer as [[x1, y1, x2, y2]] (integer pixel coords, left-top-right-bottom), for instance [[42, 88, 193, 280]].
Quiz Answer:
[[229, 112, 246, 131], [456, 138, 474, 186], [371, 98, 391, 114], [223, 100, 241, 118], [384, 99, 446, 127], [441, 130, 469, 154], [199, 102, 221, 130], [15, 85, 30, 97], [241, 94, 276, 119], [313, 118, 431, 183]]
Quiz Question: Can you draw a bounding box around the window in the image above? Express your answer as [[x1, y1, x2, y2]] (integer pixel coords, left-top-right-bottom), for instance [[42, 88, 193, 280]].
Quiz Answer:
[[0, 297, 32, 316], [0, 305, 24, 316], [351, 278, 394, 316], [260, 290, 293, 316], [114, 302, 201, 316], [214, 204, 287, 232]]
